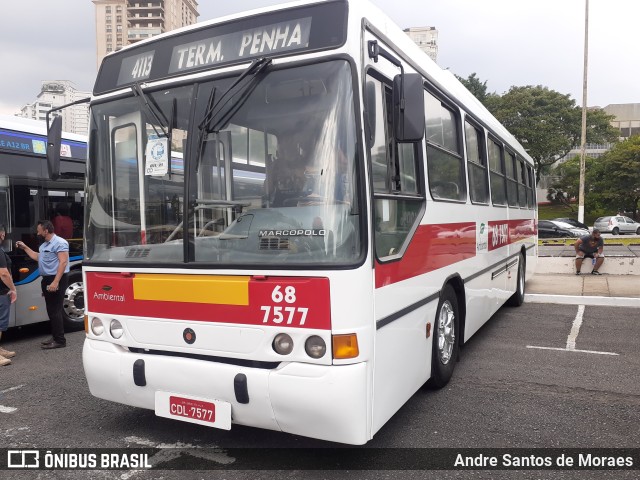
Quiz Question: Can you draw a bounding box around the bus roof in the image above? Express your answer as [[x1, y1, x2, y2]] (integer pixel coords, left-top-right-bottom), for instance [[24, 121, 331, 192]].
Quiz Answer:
[[97, 0, 532, 164], [0, 114, 86, 143]]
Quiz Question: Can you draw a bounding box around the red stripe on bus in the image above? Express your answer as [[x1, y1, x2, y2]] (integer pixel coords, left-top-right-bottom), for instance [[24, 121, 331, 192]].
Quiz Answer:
[[85, 273, 331, 329], [375, 219, 536, 288], [487, 219, 536, 251], [375, 222, 476, 288]]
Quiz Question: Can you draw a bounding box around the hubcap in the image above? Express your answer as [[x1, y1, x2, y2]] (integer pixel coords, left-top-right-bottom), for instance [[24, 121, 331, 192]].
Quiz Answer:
[[63, 282, 85, 321], [437, 301, 455, 364]]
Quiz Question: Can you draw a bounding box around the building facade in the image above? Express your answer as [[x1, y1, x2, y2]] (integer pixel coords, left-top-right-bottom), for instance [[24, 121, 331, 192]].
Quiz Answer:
[[604, 103, 640, 139], [18, 81, 90, 135], [93, 0, 199, 68], [403, 26, 438, 63]]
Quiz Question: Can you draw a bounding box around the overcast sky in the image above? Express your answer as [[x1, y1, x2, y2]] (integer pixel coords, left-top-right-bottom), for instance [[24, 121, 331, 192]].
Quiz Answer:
[[0, 0, 637, 115]]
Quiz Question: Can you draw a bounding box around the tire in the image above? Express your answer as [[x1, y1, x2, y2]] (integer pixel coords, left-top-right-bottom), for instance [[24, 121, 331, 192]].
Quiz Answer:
[[612, 227, 619, 235], [506, 254, 525, 307], [63, 270, 85, 331], [429, 285, 459, 388], [636, 227, 640, 235]]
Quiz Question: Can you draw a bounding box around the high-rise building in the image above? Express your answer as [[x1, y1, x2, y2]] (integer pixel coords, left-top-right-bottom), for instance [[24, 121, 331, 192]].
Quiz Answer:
[[404, 26, 438, 63], [93, 0, 199, 68], [18, 81, 90, 135]]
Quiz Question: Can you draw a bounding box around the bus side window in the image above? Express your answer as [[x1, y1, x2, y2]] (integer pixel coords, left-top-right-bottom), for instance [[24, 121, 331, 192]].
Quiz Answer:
[[465, 120, 489, 204], [368, 72, 423, 259], [425, 92, 466, 202], [488, 138, 507, 206]]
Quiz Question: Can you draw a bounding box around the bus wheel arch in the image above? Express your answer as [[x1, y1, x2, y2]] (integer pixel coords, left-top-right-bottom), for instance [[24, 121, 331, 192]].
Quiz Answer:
[[63, 269, 85, 331]]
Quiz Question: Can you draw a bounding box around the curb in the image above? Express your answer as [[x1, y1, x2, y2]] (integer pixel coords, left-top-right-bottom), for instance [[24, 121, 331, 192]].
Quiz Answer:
[[525, 293, 640, 308]]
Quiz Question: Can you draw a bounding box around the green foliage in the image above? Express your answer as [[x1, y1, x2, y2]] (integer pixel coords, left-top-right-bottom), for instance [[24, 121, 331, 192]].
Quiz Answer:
[[485, 86, 618, 183], [455, 73, 489, 104], [589, 135, 640, 218], [552, 136, 640, 219]]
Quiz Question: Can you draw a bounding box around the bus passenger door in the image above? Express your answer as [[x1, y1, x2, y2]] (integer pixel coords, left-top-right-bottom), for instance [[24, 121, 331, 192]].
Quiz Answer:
[[364, 37, 430, 436]]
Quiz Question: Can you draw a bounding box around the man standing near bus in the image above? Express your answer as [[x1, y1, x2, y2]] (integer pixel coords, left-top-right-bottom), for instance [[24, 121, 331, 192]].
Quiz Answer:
[[16, 220, 69, 349]]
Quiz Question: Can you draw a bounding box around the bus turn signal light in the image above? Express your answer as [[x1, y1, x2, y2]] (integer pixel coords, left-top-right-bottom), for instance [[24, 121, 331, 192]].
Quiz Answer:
[[332, 334, 359, 359]]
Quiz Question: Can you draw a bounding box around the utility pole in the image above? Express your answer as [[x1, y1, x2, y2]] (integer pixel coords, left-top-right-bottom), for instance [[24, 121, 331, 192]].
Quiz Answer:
[[578, 0, 589, 224]]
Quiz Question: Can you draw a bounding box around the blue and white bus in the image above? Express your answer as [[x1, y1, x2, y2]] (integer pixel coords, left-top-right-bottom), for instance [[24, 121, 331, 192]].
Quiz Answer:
[[0, 115, 87, 329]]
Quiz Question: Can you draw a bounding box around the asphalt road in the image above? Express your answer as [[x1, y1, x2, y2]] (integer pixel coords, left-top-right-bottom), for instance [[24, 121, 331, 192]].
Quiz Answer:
[[1, 302, 639, 479]]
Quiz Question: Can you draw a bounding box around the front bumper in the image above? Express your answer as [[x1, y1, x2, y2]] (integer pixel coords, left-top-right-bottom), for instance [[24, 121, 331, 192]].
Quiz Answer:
[[83, 338, 369, 444]]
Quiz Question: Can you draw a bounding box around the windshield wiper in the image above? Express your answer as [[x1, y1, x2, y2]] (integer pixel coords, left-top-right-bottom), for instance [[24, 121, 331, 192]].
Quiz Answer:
[[132, 82, 169, 138], [198, 57, 272, 134]]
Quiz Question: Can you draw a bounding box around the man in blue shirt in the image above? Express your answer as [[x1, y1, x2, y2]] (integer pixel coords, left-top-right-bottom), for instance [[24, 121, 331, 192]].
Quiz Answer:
[[16, 220, 69, 349]]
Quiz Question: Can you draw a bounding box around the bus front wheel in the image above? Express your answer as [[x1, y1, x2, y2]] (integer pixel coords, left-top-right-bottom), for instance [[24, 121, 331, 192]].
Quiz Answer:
[[429, 285, 459, 388], [63, 270, 85, 331]]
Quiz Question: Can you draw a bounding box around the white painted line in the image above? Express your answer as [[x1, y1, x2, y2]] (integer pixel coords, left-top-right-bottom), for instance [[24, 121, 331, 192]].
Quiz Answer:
[[526, 345, 619, 356], [0, 385, 25, 394], [525, 294, 640, 308], [566, 305, 584, 350], [124, 435, 235, 474], [0, 385, 25, 414]]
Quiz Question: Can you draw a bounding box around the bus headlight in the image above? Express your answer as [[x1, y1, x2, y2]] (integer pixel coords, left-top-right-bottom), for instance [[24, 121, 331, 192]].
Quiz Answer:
[[91, 317, 104, 336], [110, 319, 124, 339], [272, 333, 294, 355], [305, 335, 326, 359]]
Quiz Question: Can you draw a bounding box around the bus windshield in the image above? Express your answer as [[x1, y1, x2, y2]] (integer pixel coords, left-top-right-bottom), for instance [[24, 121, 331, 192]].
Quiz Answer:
[[86, 59, 361, 267]]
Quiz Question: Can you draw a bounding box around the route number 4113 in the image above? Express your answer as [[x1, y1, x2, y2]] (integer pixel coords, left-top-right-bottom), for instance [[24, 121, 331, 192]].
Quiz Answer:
[[260, 286, 308, 326]]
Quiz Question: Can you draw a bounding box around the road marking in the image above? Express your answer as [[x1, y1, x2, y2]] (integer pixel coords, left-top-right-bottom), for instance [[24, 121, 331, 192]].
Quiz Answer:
[[566, 304, 584, 350], [526, 305, 619, 356], [0, 385, 25, 414], [121, 435, 235, 479], [526, 345, 618, 356], [1, 385, 25, 394]]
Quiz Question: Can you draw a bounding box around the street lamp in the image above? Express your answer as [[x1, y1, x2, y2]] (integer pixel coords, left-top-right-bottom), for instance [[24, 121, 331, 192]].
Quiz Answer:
[[578, 0, 589, 224]]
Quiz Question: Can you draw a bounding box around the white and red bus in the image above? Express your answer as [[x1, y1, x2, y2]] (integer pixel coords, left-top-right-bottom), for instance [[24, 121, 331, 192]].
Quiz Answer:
[[56, 0, 537, 444]]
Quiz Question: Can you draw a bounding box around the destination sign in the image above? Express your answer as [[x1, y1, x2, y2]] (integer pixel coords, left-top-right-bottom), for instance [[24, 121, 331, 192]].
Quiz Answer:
[[0, 128, 86, 160], [95, 1, 347, 95], [167, 18, 311, 75]]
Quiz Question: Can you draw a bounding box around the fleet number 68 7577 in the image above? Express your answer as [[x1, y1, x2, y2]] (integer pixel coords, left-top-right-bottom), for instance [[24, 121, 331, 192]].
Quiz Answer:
[[260, 286, 308, 326]]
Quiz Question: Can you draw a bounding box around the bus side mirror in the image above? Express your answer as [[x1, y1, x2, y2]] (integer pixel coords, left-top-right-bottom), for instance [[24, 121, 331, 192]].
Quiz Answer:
[[393, 73, 424, 142], [47, 116, 63, 181]]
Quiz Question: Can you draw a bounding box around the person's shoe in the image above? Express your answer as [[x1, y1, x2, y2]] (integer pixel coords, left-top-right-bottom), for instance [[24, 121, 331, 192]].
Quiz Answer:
[[575, 271, 581, 275], [0, 347, 15, 358], [41, 342, 66, 350], [0, 357, 11, 366], [41, 337, 55, 345], [591, 270, 602, 275]]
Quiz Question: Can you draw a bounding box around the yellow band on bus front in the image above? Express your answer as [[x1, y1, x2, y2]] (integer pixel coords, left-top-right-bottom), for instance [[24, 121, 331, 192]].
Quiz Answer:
[[133, 274, 250, 305]]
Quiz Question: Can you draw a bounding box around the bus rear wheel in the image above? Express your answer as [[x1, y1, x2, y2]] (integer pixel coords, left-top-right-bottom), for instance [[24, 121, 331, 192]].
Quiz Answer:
[[63, 270, 85, 331], [429, 285, 459, 388]]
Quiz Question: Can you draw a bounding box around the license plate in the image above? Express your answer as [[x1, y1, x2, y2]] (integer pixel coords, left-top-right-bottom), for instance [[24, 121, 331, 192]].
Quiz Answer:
[[155, 392, 231, 429]]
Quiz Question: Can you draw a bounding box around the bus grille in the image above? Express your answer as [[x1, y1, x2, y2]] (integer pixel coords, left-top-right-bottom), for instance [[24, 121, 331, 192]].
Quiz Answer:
[[126, 248, 151, 258], [259, 237, 290, 250]]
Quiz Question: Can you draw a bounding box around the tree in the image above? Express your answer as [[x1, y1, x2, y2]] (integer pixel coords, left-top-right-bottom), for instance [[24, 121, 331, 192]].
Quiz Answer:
[[455, 73, 489, 104], [486, 86, 618, 184], [589, 135, 640, 218]]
